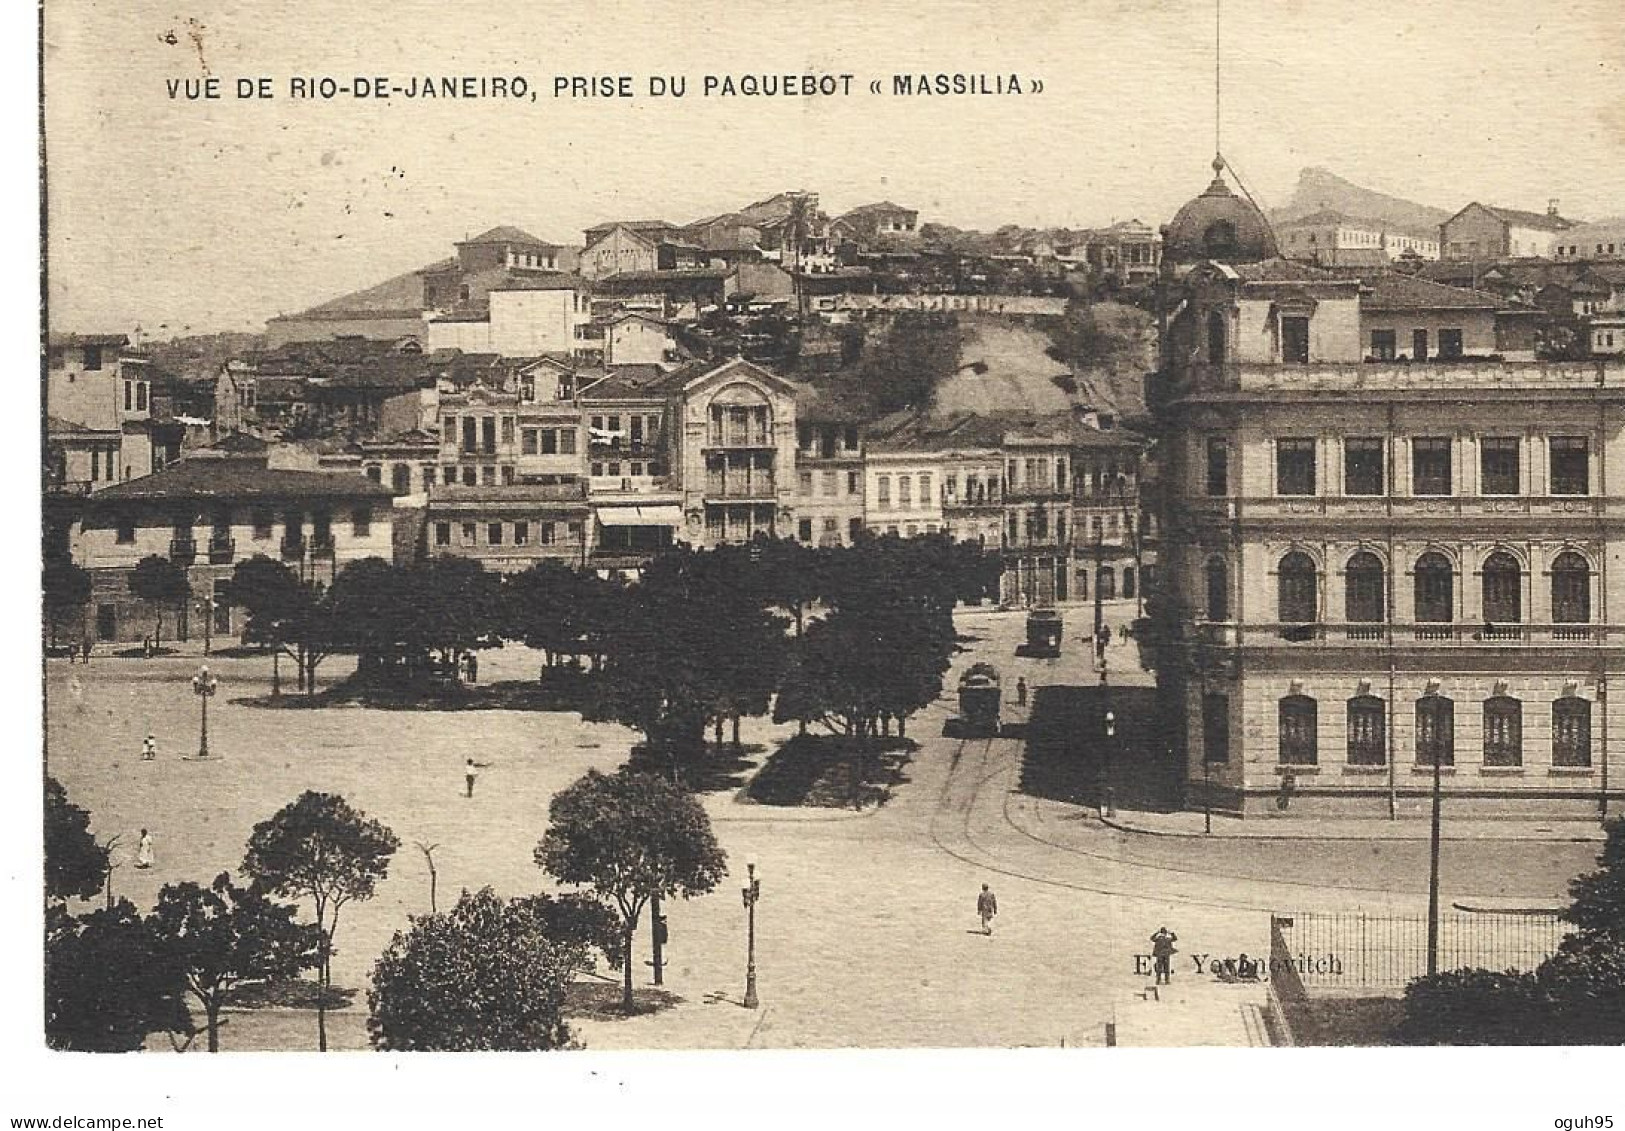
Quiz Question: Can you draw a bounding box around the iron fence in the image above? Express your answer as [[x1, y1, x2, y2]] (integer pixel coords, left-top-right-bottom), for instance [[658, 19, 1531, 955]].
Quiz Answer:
[[1270, 910, 1568, 989]]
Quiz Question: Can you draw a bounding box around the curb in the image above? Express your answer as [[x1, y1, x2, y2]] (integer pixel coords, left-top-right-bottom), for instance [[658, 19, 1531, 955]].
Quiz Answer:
[[1098, 811, 1606, 845]]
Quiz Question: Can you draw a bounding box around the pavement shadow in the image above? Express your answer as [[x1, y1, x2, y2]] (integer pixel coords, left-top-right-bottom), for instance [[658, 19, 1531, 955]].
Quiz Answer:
[[228, 976, 357, 1012], [566, 982, 684, 1021], [744, 734, 913, 808], [1017, 683, 1182, 812], [626, 742, 765, 794]]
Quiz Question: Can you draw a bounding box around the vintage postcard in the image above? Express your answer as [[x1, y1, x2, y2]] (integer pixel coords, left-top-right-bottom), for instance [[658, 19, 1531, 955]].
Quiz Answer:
[[26, 0, 1625, 1120]]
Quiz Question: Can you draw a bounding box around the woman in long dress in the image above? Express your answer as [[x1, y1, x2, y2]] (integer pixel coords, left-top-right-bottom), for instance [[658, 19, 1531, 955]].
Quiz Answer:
[[134, 829, 153, 869]]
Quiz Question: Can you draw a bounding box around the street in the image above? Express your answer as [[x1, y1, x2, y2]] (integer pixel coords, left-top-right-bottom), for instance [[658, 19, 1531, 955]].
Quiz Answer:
[[43, 602, 1599, 1050]]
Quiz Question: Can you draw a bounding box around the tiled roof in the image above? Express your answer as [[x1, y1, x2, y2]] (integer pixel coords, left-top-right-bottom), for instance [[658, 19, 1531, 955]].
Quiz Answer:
[[1360, 273, 1504, 311], [86, 459, 393, 503], [427, 482, 588, 505], [1482, 205, 1574, 232], [841, 201, 916, 218], [47, 332, 131, 349], [489, 274, 587, 292], [1230, 258, 1343, 282], [577, 365, 675, 401], [458, 225, 558, 249], [46, 414, 118, 437]]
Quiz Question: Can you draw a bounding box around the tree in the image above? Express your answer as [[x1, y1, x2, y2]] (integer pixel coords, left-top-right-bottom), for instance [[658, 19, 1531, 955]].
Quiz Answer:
[[151, 871, 321, 1052], [45, 900, 188, 1052], [241, 791, 399, 1051], [1562, 817, 1625, 936], [126, 554, 191, 648], [45, 776, 107, 903], [859, 311, 961, 414], [368, 887, 602, 1051], [536, 769, 727, 1013], [42, 559, 91, 648], [229, 555, 331, 697]]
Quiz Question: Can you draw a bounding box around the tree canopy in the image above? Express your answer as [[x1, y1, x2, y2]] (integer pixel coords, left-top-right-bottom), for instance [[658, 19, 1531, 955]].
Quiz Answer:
[[536, 768, 727, 1012], [45, 900, 188, 1052], [367, 887, 590, 1051], [241, 791, 399, 1050], [126, 554, 191, 646], [151, 871, 321, 1051], [45, 776, 107, 903]]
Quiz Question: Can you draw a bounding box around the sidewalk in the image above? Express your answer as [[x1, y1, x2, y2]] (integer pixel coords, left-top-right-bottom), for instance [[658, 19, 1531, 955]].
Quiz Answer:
[[1112, 979, 1274, 1047], [1102, 807, 1606, 843]]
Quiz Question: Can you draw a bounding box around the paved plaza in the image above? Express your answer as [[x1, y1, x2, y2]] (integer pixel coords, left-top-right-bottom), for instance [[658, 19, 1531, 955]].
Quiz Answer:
[[44, 603, 1600, 1050]]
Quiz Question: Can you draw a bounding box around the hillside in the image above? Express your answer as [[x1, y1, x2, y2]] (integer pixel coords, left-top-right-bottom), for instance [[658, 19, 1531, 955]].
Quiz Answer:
[[1270, 167, 1450, 239]]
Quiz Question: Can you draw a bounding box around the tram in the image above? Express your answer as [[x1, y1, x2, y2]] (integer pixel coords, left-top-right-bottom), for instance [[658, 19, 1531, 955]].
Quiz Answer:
[[1025, 608, 1064, 657], [957, 663, 1003, 736]]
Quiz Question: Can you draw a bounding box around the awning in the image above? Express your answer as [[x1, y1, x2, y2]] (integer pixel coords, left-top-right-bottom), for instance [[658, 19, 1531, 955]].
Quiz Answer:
[[596, 505, 684, 527]]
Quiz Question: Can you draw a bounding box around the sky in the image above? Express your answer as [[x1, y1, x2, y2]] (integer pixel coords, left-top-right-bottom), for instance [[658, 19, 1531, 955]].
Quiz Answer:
[[42, 0, 1625, 336]]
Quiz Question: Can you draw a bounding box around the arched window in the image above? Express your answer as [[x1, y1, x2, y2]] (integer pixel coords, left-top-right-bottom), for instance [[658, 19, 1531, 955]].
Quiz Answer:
[[1483, 695, 1523, 766], [1414, 552, 1454, 623], [1206, 310, 1227, 364], [1481, 551, 1522, 624], [1347, 695, 1386, 765], [1204, 556, 1229, 621], [1551, 552, 1591, 624], [1553, 698, 1592, 767], [1416, 695, 1454, 766], [1278, 551, 1318, 623], [1344, 552, 1385, 622], [1279, 695, 1318, 765]]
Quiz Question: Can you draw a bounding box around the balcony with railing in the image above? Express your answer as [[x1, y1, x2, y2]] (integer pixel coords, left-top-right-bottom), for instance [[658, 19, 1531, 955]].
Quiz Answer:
[[704, 469, 777, 501], [1193, 620, 1619, 648], [169, 537, 197, 565], [280, 535, 306, 561], [207, 535, 235, 564]]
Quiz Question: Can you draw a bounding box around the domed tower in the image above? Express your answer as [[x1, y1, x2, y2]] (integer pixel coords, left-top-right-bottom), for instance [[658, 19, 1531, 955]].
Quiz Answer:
[[1162, 155, 1279, 265]]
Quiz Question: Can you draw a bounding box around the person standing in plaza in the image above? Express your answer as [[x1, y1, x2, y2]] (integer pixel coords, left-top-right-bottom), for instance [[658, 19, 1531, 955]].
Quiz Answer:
[[135, 829, 154, 870], [1016, 677, 1028, 707], [466, 652, 478, 684], [81, 638, 91, 665], [141, 733, 156, 761], [976, 883, 998, 935], [464, 757, 491, 798], [1150, 926, 1177, 985]]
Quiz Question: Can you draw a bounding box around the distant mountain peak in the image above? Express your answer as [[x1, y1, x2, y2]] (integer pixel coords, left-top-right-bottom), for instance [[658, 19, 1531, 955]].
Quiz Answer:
[[1271, 168, 1450, 240]]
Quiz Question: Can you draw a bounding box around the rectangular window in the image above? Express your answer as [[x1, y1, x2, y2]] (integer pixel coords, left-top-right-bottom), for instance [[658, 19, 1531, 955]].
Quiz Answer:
[[488, 523, 504, 546], [1483, 699, 1523, 767], [124, 382, 132, 411], [522, 429, 539, 455], [352, 507, 371, 537], [822, 470, 837, 497], [1275, 439, 1316, 496], [1412, 329, 1429, 361], [1347, 698, 1386, 766], [899, 475, 912, 509], [84, 346, 102, 371], [1205, 438, 1229, 496], [460, 523, 477, 547], [876, 475, 890, 506], [1439, 328, 1464, 359], [435, 522, 451, 547], [501, 418, 514, 444], [462, 467, 477, 486], [1281, 316, 1309, 364], [798, 518, 813, 541], [559, 428, 577, 454], [1553, 699, 1592, 768], [920, 473, 933, 504], [252, 510, 273, 540], [1480, 438, 1520, 495], [514, 521, 529, 546], [1412, 438, 1453, 496], [1343, 438, 1384, 496], [116, 518, 136, 544], [482, 418, 497, 453], [1202, 693, 1230, 764], [1370, 329, 1396, 361], [478, 466, 494, 486], [848, 470, 861, 495], [541, 429, 558, 455], [1279, 697, 1319, 765], [540, 522, 556, 545], [1550, 437, 1590, 496], [502, 466, 516, 485], [849, 517, 863, 542], [462, 417, 477, 454], [799, 470, 813, 495]]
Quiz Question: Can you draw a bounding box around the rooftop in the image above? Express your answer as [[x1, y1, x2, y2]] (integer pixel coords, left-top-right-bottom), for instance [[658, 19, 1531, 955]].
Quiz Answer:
[[85, 458, 393, 504], [457, 225, 560, 249], [1359, 273, 1505, 311]]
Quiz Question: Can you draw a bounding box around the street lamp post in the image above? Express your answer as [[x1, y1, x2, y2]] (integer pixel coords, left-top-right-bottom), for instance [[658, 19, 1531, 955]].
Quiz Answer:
[[741, 863, 761, 1009], [197, 596, 216, 656], [1426, 729, 1443, 976], [1103, 708, 1117, 818], [191, 664, 218, 759]]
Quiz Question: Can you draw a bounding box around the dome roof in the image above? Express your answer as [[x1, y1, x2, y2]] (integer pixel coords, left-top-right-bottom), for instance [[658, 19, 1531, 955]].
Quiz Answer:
[[1164, 157, 1280, 264]]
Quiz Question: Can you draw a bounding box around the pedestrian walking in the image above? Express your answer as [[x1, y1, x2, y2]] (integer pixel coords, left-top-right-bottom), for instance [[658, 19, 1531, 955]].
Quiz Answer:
[[81, 639, 92, 665], [141, 734, 156, 761], [1015, 677, 1028, 707], [1150, 926, 1177, 985], [976, 883, 998, 935], [464, 757, 492, 798], [466, 652, 479, 684], [135, 829, 154, 870]]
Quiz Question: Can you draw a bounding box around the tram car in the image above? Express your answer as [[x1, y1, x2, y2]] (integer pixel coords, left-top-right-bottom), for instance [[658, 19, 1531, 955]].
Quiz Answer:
[[1025, 608, 1064, 657], [957, 663, 1003, 736]]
